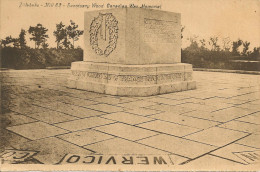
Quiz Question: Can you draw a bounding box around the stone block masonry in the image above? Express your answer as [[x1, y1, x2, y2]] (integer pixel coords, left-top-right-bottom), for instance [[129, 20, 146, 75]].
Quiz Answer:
[[68, 8, 196, 96]]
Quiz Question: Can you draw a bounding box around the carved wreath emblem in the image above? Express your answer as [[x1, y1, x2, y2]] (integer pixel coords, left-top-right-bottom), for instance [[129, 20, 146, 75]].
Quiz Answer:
[[89, 13, 119, 57]]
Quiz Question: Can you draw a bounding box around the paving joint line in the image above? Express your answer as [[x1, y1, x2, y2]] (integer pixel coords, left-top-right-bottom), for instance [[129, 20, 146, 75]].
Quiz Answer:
[[97, 117, 157, 127], [55, 137, 96, 153], [12, 122, 118, 144], [143, 115, 209, 130], [134, 133, 161, 142], [127, 110, 156, 116], [233, 143, 260, 149], [5, 120, 40, 128], [208, 153, 247, 165], [179, 133, 252, 165], [52, 114, 109, 125], [58, 121, 119, 134], [181, 129, 205, 138], [91, 128, 191, 160], [81, 137, 116, 147], [52, 121, 119, 138], [216, 126, 252, 134], [214, 110, 260, 126], [46, 87, 105, 100], [180, 112, 224, 123], [31, 102, 107, 120], [57, 99, 101, 107], [125, 109, 164, 117], [133, 119, 158, 126], [130, 123, 218, 148], [3, 128, 33, 142], [234, 119, 260, 125], [8, 110, 73, 133]]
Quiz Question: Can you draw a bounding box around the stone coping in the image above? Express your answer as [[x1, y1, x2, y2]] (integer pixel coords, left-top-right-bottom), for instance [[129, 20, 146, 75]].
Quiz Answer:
[[194, 68, 260, 75], [46, 66, 71, 69], [3, 67, 259, 75], [74, 62, 191, 68]]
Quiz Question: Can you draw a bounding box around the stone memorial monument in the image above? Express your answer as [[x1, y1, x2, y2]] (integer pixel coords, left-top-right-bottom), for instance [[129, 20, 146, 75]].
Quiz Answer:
[[68, 8, 196, 96]]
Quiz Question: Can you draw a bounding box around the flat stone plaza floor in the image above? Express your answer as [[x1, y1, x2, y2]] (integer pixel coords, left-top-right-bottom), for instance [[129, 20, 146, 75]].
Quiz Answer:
[[1, 69, 259, 169]]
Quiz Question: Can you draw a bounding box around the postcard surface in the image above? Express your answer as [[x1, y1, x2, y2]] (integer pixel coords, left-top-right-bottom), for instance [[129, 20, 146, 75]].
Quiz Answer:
[[1, 0, 259, 170]]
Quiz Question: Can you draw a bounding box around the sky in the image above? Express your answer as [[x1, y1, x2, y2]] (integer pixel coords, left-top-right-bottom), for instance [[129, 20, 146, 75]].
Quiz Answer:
[[0, 0, 259, 50]]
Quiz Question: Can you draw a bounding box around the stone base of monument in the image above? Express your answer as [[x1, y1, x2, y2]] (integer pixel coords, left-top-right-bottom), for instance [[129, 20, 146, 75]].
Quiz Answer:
[[68, 61, 196, 96], [68, 8, 197, 96]]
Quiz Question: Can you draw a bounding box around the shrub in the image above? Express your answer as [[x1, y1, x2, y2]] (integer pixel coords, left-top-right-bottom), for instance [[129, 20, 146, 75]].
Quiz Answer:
[[1, 47, 83, 69], [182, 48, 260, 71]]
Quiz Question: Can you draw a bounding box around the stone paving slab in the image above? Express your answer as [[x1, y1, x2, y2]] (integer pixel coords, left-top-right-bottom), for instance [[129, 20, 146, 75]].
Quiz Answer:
[[235, 134, 260, 149], [184, 154, 244, 166], [210, 143, 259, 164], [57, 129, 115, 146], [1, 69, 260, 169], [7, 122, 68, 140], [26, 110, 79, 124], [124, 107, 163, 116], [94, 123, 158, 141], [219, 120, 260, 133], [13, 137, 94, 164], [149, 112, 221, 129], [146, 103, 194, 114], [137, 120, 199, 137], [138, 134, 217, 158], [184, 127, 249, 147], [236, 112, 260, 124], [54, 117, 115, 131], [84, 137, 168, 155], [2, 112, 37, 126], [101, 112, 154, 125]]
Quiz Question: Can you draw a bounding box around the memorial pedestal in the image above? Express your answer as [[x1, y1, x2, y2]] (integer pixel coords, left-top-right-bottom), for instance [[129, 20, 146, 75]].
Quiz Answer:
[[68, 8, 196, 96]]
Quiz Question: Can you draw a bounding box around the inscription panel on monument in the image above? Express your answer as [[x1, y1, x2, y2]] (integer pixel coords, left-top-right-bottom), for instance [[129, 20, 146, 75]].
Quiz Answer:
[[71, 70, 192, 86], [144, 18, 177, 43]]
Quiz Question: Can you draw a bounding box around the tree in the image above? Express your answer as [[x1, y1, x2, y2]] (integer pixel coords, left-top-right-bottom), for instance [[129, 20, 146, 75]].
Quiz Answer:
[[1, 36, 15, 47], [209, 36, 220, 51], [232, 39, 243, 55], [1, 30, 27, 49], [62, 37, 72, 49], [249, 47, 260, 58], [19, 29, 27, 49], [13, 38, 20, 48], [242, 41, 250, 56], [66, 20, 83, 49], [53, 22, 66, 49], [222, 37, 231, 52], [188, 35, 199, 45], [199, 39, 206, 49], [28, 24, 49, 48], [42, 41, 49, 49], [186, 35, 200, 52]]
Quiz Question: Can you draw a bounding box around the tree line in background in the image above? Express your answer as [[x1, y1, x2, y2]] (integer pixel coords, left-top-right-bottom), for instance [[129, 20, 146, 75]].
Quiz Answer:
[[181, 27, 260, 71], [1, 24, 259, 70], [181, 27, 260, 58], [1, 20, 83, 49], [0, 20, 84, 69]]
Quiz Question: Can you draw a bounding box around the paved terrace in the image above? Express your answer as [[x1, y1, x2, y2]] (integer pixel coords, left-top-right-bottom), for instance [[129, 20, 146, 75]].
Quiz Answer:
[[0, 69, 259, 168]]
